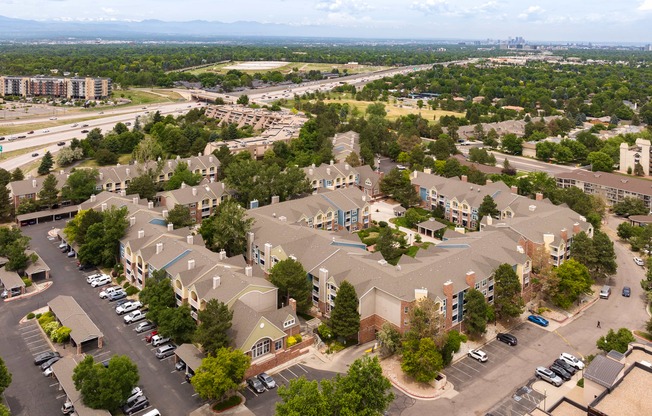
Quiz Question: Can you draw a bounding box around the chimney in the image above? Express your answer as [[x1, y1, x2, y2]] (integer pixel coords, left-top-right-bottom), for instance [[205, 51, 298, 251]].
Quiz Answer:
[[181, 182, 187, 189], [221, 182, 225, 190], [168, 161, 172, 168], [486, 216, 493, 226], [198, 152, 202, 157], [188, 259, 195, 270], [288, 298, 296, 312], [345, 163, 350, 170], [510, 185, 518, 194], [132, 196, 139, 205], [192, 187, 197, 196], [212, 276, 221, 289], [461, 175, 468, 182], [535, 192, 543, 201], [443, 280, 454, 298], [326, 167, 331, 175], [129, 216, 136, 226], [148, 201, 153, 209], [32, 179, 37, 188], [156, 242, 163, 254], [60, 170, 64, 174], [329, 159, 334, 166], [465, 271, 476, 288], [167, 223, 173, 231], [312, 163, 316, 168], [137, 229, 144, 239], [120, 190, 126, 196], [101, 203, 107, 212], [186, 234, 193, 245], [126, 167, 130, 176], [188, 160, 192, 168], [99, 172, 104, 180], [162, 209, 168, 218], [271, 195, 280, 204], [90, 194, 96, 202], [561, 228, 568, 242], [219, 249, 227, 260], [244, 266, 253, 277], [573, 222, 580, 234], [308, 168, 314, 175]]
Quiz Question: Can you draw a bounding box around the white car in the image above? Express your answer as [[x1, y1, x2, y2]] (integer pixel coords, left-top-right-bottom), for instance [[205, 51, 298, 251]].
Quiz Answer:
[[43, 367, 54, 377], [99, 286, 121, 299], [86, 273, 103, 283], [151, 334, 170, 347], [559, 352, 585, 370], [42, 129, 50, 133], [91, 275, 111, 287], [116, 301, 142, 315], [468, 349, 488, 362], [124, 310, 146, 324], [634, 257, 645, 266]]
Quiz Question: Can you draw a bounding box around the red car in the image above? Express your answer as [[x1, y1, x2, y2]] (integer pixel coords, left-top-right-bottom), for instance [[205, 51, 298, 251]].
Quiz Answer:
[[145, 330, 158, 343]]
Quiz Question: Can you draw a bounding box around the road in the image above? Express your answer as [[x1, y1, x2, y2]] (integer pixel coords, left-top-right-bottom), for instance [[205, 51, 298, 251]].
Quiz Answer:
[[0, 101, 201, 171], [456, 144, 578, 175]]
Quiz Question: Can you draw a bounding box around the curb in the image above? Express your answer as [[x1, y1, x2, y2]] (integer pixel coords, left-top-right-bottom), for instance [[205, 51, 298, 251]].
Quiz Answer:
[[3, 281, 53, 303]]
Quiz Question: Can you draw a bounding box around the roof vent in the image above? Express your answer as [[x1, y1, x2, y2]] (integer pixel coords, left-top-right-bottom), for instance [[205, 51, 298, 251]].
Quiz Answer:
[[378, 259, 388, 266], [529, 205, 536, 211]]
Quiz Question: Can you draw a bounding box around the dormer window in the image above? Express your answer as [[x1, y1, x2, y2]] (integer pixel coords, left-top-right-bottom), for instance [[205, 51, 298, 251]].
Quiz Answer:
[[283, 317, 296, 328]]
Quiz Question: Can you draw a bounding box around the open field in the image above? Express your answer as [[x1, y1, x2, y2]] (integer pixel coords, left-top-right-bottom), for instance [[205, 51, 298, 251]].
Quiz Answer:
[[114, 88, 185, 105], [321, 97, 464, 121], [187, 61, 391, 76], [76, 153, 132, 168]]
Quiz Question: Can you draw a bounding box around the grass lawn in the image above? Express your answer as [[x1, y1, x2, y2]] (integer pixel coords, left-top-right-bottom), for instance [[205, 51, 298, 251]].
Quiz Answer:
[[0, 143, 49, 162], [188, 61, 391, 76], [212, 395, 242, 412], [321, 97, 464, 122], [113, 89, 184, 106], [75, 153, 132, 168]]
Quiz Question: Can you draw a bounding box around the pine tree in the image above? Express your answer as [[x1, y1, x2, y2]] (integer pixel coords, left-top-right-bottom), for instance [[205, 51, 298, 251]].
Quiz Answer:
[[11, 168, 24, 181], [330, 280, 360, 340], [38, 174, 59, 209], [38, 151, 54, 175], [493, 263, 524, 320]]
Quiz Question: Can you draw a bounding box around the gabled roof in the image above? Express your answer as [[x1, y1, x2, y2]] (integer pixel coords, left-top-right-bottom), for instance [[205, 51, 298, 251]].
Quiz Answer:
[[0, 267, 24, 289], [174, 343, 204, 372], [229, 301, 296, 351], [51, 357, 111, 416], [556, 169, 652, 197], [584, 354, 625, 389], [48, 295, 103, 344]]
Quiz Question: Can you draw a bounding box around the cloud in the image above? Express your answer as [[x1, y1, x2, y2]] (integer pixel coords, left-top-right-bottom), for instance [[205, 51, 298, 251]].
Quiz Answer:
[[410, 0, 450, 15], [410, 0, 500, 18], [315, 0, 373, 13], [101, 7, 118, 15], [639, 0, 652, 10], [518, 5, 545, 20]]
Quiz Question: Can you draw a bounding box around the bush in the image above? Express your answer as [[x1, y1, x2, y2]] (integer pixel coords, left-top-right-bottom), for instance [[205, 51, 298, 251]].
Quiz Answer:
[[22, 278, 32, 287], [43, 321, 60, 337], [116, 275, 126, 284], [577, 378, 584, 388], [26, 312, 35, 320], [378, 221, 388, 228], [123, 281, 131, 289], [294, 334, 302, 343], [52, 326, 71, 343], [212, 395, 242, 411], [326, 341, 346, 354], [125, 286, 140, 296], [35, 313, 42, 319], [287, 336, 298, 347], [318, 323, 333, 341], [38, 311, 55, 327]]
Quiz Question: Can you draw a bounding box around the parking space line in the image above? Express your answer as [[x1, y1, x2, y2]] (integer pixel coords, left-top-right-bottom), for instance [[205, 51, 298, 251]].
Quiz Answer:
[[285, 368, 298, 378], [277, 372, 291, 383], [246, 387, 258, 397], [295, 364, 308, 373], [458, 361, 481, 373], [191, 393, 198, 397], [49, 383, 59, 387], [441, 372, 466, 384], [56, 394, 67, 400], [26, 339, 46, 345], [32, 348, 51, 356]]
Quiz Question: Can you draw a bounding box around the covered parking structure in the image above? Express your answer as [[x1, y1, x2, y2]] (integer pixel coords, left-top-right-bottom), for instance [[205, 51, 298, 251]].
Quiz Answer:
[[174, 343, 204, 377], [24, 250, 51, 281], [416, 218, 446, 239], [51, 357, 111, 416], [16, 205, 78, 227], [48, 295, 104, 354], [0, 267, 26, 298]]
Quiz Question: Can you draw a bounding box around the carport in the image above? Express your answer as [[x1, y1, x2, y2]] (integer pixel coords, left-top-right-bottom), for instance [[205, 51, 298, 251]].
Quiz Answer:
[[416, 218, 446, 238], [51, 357, 111, 416], [24, 250, 51, 281], [16, 205, 78, 227], [174, 343, 204, 375], [0, 267, 26, 298], [48, 295, 104, 354]]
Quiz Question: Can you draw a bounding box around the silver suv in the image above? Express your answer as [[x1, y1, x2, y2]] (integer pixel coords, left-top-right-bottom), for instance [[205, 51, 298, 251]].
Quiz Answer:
[[535, 366, 563, 387]]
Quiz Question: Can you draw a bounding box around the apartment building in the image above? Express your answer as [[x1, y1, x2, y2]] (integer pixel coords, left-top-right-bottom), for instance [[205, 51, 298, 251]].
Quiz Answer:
[[6, 154, 220, 211], [303, 161, 383, 199], [157, 180, 229, 224], [331, 131, 360, 162], [251, 187, 372, 232], [556, 169, 652, 211], [619, 139, 652, 176], [0, 75, 112, 99]]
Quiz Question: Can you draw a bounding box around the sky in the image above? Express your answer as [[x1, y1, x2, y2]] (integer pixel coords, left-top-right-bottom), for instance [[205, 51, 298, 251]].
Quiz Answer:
[[1, 0, 652, 42]]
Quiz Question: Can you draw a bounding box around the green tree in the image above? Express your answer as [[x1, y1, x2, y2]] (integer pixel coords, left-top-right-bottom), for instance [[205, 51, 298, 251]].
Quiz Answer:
[[493, 263, 524, 320], [0, 356, 12, 395], [198, 198, 254, 257], [344, 151, 362, 167], [126, 173, 157, 201], [464, 288, 488, 338], [77, 206, 129, 267], [401, 337, 443, 383], [404, 297, 443, 341], [167, 204, 194, 229], [5, 235, 30, 272], [37, 151, 54, 175], [330, 280, 360, 340], [269, 258, 311, 313], [478, 194, 499, 221], [634, 162, 645, 177], [0, 169, 10, 187], [550, 259, 593, 309], [194, 299, 233, 356], [11, 168, 24, 181], [571, 231, 617, 280], [500, 134, 523, 155], [157, 304, 196, 344], [587, 151, 614, 172], [38, 173, 60, 209], [138, 270, 176, 324], [132, 136, 163, 163], [379, 168, 419, 207], [191, 348, 250, 401], [375, 227, 405, 265], [596, 328, 636, 354], [376, 322, 401, 357], [440, 330, 466, 366], [612, 197, 647, 217], [63, 208, 103, 245], [236, 94, 249, 106], [0, 185, 12, 222], [164, 162, 202, 191], [56, 146, 85, 166], [0, 404, 9, 416], [94, 149, 118, 166], [72, 355, 139, 411], [61, 169, 99, 203], [276, 378, 328, 416]]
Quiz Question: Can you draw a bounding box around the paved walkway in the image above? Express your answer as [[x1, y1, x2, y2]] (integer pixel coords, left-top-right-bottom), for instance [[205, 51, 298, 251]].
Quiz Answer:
[[370, 200, 441, 245]]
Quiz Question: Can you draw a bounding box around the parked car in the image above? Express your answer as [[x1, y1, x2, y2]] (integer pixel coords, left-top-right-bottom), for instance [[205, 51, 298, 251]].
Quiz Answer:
[[57, 141, 66, 146], [175, 360, 186, 371], [155, 344, 177, 359], [91, 275, 112, 287], [43, 366, 54, 377], [99, 286, 121, 299], [124, 310, 146, 324], [634, 257, 645, 266], [78, 263, 92, 271], [124, 387, 143, 406], [247, 377, 266, 393], [527, 315, 549, 327], [61, 400, 74, 415], [34, 351, 61, 365], [108, 291, 127, 302], [135, 321, 156, 333], [600, 285, 612, 299], [40, 356, 61, 371], [145, 331, 158, 343], [559, 353, 585, 370], [468, 349, 488, 362], [122, 395, 149, 415], [496, 333, 518, 346], [151, 334, 170, 347], [66, 250, 76, 258], [85, 273, 102, 283], [549, 364, 572, 381], [116, 301, 142, 315], [553, 358, 577, 375], [535, 366, 563, 387], [1, 287, 21, 298], [257, 372, 276, 389], [622, 286, 631, 297]]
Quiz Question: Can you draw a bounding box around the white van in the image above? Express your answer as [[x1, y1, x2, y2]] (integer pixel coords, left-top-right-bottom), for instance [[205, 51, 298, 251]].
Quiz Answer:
[[142, 409, 161, 416], [599, 285, 611, 299]]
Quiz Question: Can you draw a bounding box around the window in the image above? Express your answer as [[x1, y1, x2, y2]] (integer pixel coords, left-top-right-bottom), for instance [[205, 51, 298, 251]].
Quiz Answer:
[[475, 283, 480, 290], [404, 306, 409, 314], [283, 317, 295, 328], [251, 339, 271, 358], [403, 319, 409, 326], [482, 279, 487, 287], [275, 339, 283, 351]]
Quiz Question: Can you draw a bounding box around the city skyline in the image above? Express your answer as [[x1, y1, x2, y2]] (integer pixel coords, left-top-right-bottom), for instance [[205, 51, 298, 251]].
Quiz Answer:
[[0, 0, 651, 42]]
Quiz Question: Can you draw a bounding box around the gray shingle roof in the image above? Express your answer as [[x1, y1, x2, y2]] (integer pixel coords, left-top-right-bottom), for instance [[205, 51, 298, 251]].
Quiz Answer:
[[51, 357, 111, 416], [174, 343, 205, 372], [584, 355, 625, 388], [556, 169, 652, 197], [48, 295, 103, 344], [0, 267, 25, 289]]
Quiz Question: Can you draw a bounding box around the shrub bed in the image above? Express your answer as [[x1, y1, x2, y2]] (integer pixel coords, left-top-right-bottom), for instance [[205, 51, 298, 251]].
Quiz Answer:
[[212, 395, 242, 412]]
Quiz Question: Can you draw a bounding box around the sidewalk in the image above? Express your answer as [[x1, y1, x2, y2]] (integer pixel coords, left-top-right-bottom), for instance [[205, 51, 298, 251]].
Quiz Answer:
[[3, 279, 53, 303], [370, 200, 441, 245]]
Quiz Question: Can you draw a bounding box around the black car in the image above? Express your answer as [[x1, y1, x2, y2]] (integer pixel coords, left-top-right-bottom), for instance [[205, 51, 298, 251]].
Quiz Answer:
[[247, 377, 266, 393], [34, 351, 61, 365], [40, 356, 61, 371], [57, 141, 66, 146], [622, 286, 631, 297], [78, 263, 92, 271], [81, 130, 89, 133], [553, 359, 577, 375], [496, 333, 518, 346], [549, 364, 572, 381], [123, 395, 149, 415]]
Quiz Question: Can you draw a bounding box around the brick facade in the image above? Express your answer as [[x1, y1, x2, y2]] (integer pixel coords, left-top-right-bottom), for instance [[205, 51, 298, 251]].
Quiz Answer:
[[244, 336, 313, 379]]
